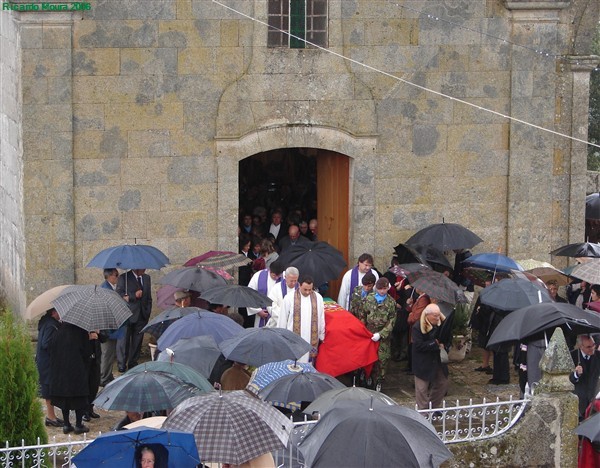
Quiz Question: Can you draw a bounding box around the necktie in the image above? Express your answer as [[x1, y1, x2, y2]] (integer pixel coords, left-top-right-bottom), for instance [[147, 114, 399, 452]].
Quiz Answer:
[[136, 275, 143, 288]]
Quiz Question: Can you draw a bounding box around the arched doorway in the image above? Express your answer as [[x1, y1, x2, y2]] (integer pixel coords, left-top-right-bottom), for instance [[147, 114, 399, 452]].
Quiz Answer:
[[238, 148, 349, 299]]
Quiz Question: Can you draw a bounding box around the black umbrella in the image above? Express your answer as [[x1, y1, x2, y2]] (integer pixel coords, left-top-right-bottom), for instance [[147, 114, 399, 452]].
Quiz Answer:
[[277, 241, 347, 286], [405, 221, 483, 251], [159, 266, 228, 292], [550, 242, 600, 258], [586, 193, 600, 220], [200, 285, 272, 308], [486, 302, 600, 348], [297, 399, 452, 468], [258, 371, 345, 405], [479, 278, 552, 311], [575, 412, 600, 442], [393, 243, 453, 272]]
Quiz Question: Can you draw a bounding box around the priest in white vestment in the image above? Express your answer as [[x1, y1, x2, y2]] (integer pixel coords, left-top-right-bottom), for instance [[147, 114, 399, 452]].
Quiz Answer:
[[266, 266, 299, 328], [284, 276, 325, 363]]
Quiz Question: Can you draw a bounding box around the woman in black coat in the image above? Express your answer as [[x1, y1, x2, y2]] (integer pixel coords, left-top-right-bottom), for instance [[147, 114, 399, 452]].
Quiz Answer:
[[36, 309, 63, 426], [49, 322, 91, 434]]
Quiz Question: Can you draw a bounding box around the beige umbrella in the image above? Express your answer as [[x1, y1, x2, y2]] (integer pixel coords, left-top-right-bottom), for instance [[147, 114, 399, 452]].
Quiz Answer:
[[123, 416, 167, 430], [24, 284, 73, 320], [517, 259, 570, 286]]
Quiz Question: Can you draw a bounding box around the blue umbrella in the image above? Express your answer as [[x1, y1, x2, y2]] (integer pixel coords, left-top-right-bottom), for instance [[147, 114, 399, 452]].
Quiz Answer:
[[157, 310, 243, 351], [462, 252, 523, 273], [72, 427, 200, 467], [87, 244, 170, 270], [141, 306, 199, 338]]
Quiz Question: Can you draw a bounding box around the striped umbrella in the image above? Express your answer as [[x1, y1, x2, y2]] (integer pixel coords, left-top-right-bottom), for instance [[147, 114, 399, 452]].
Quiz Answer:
[[51, 285, 131, 332], [163, 390, 293, 466], [185, 251, 252, 269]]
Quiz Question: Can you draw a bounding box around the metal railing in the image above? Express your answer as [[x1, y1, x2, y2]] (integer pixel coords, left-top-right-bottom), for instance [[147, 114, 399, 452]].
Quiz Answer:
[[0, 395, 530, 467]]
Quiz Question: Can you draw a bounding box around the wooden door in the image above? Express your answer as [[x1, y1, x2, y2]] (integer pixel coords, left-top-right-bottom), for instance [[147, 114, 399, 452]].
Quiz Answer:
[[317, 151, 349, 300]]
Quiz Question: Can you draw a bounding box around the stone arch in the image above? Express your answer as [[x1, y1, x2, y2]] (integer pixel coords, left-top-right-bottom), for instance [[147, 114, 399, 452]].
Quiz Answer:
[[215, 125, 377, 259]]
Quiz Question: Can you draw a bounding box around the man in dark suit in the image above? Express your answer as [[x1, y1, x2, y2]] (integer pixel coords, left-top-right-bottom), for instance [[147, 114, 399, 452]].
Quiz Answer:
[[569, 334, 600, 420], [268, 210, 287, 248], [278, 225, 311, 252], [116, 269, 152, 372]]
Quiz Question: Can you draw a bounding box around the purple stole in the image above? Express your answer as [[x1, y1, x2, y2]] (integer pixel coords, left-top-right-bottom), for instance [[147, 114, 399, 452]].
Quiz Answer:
[[348, 266, 360, 303], [257, 269, 282, 327], [281, 281, 298, 297]]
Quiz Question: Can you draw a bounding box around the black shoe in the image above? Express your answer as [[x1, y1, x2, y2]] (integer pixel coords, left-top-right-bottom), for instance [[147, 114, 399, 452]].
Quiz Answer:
[[82, 414, 91, 422], [118, 367, 126, 373], [45, 417, 64, 427], [474, 366, 492, 372], [488, 378, 509, 385], [89, 411, 100, 419], [128, 362, 138, 369], [74, 424, 89, 435], [62, 425, 74, 434]]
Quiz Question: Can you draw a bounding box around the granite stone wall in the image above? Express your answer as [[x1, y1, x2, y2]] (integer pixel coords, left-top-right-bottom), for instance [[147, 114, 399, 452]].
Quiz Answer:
[[0, 0, 598, 314]]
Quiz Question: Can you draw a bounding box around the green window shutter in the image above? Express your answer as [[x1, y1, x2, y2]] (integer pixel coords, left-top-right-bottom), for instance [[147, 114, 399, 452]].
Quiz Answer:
[[290, 0, 306, 49]]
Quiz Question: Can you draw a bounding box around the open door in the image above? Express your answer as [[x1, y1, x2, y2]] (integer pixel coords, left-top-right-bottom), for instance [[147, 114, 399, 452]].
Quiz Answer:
[[317, 151, 350, 300]]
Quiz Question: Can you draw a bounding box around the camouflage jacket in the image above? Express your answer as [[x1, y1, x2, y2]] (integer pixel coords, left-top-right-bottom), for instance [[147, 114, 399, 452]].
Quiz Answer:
[[362, 294, 397, 339], [349, 285, 370, 321]]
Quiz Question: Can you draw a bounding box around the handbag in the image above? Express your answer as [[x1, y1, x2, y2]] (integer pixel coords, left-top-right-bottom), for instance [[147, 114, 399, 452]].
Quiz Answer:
[[440, 347, 449, 364]]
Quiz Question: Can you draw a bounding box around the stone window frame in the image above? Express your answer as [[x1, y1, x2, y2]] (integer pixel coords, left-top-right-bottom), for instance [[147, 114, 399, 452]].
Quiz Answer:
[[267, 0, 328, 49]]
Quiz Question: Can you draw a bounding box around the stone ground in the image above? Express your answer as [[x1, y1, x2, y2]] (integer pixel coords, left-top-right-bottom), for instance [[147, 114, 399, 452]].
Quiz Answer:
[[41, 344, 522, 443]]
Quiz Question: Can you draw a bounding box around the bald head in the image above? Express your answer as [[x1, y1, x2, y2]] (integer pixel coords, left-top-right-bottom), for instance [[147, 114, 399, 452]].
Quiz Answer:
[[288, 225, 300, 241]]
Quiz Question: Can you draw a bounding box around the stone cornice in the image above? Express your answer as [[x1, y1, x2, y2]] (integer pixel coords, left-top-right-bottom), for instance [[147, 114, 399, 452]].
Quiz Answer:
[[565, 55, 600, 73], [505, 1, 570, 11]]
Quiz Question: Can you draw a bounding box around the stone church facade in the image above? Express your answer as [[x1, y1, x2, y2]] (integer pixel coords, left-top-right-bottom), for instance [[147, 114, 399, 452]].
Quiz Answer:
[[0, 0, 598, 314]]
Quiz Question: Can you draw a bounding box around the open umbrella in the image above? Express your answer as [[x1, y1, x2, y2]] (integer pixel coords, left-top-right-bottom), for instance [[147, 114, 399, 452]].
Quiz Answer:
[[486, 302, 600, 348], [218, 327, 311, 367], [517, 259, 570, 286], [126, 361, 214, 393], [276, 241, 347, 287], [141, 306, 199, 338], [72, 427, 200, 467], [94, 370, 203, 412], [586, 193, 600, 220], [200, 285, 272, 308], [156, 335, 232, 384], [246, 360, 317, 396], [303, 384, 397, 416], [575, 411, 600, 442], [160, 266, 228, 292], [185, 251, 252, 269], [405, 221, 483, 251], [51, 285, 131, 332], [24, 284, 74, 320], [550, 242, 600, 258], [163, 390, 293, 466], [406, 268, 466, 305], [87, 243, 169, 270], [462, 253, 523, 273], [157, 310, 243, 351], [393, 243, 453, 271], [258, 371, 345, 406], [297, 399, 452, 468], [569, 259, 600, 285], [479, 278, 552, 311]]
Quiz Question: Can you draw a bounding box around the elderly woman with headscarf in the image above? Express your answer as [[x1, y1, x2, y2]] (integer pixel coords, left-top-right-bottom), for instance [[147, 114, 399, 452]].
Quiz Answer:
[[411, 300, 448, 410]]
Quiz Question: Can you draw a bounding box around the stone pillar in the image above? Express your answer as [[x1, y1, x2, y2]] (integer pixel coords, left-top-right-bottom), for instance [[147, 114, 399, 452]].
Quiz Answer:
[[536, 328, 579, 468], [17, 12, 76, 308]]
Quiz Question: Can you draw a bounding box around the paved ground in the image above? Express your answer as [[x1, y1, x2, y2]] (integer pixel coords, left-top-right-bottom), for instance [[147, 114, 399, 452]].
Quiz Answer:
[[41, 343, 522, 443]]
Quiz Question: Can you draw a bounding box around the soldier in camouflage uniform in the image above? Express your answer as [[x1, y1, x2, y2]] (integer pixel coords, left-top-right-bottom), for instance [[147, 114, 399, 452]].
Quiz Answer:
[[349, 272, 376, 322], [363, 277, 397, 391]]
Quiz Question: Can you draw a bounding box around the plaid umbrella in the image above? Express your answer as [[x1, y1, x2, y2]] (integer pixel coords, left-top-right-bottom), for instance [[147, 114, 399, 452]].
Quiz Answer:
[[127, 361, 214, 393], [156, 310, 243, 351], [218, 327, 311, 367], [94, 370, 204, 412], [570, 259, 600, 285], [406, 269, 467, 305], [159, 266, 228, 293], [51, 285, 131, 332], [87, 243, 169, 270], [405, 221, 483, 251], [163, 390, 293, 465], [185, 251, 252, 269], [258, 371, 345, 406], [200, 285, 272, 308], [141, 306, 200, 338]]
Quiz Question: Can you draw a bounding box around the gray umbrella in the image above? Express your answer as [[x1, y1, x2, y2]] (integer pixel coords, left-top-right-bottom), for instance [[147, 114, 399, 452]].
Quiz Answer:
[[163, 390, 293, 465], [141, 306, 199, 338], [160, 266, 228, 293], [303, 385, 397, 416], [298, 399, 452, 468], [126, 361, 214, 393], [258, 371, 345, 405], [479, 278, 552, 311], [94, 371, 202, 412], [575, 412, 600, 442], [200, 285, 272, 308], [570, 259, 600, 285], [51, 285, 131, 332], [218, 327, 311, 367]]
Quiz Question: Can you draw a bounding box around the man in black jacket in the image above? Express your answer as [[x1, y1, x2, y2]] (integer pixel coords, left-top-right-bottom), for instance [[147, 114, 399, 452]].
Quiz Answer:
[[569, 334, 600, 420]]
